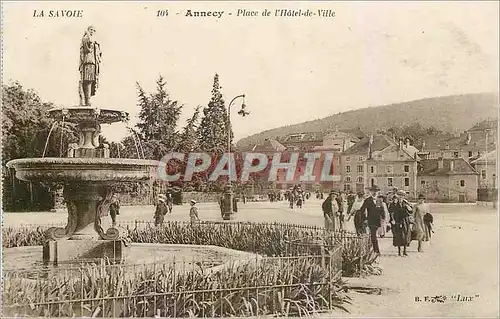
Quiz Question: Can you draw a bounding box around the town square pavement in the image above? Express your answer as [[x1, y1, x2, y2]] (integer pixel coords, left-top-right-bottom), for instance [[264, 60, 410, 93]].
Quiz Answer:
[[3, 200, 499, 317]]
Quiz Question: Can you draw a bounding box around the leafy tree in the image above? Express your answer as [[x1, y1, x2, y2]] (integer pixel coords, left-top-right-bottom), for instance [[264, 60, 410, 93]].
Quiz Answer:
[[136, 76, 183, 159], [2, 82, 77, 211], [197, 74, 232, 154]]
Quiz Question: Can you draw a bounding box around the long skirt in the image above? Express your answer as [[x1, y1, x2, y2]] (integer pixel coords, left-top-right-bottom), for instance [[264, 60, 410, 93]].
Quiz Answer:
[[353, 211, 367, 235], [324, 215, 335, 231], [424, 222, 432, 241], [392, 222, 411, 247], [154, 213, 164, 226]]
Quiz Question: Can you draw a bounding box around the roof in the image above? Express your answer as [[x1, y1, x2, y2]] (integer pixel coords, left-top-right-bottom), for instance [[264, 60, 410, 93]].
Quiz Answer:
[[342, 134, 394, 155], [468, 119, 498, 132], [381, 143, 421, 160], [251, 139, 286, 153], [417, 132, 496, 152], [418, 158, 478, 176], [280, 128, 365, 144], [470, 150, 498, 164]]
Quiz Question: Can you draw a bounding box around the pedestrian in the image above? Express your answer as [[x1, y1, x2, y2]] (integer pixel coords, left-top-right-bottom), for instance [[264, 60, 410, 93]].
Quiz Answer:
[[423, 210, 434, 241], [322, 191, 336, 231], [359, 185, 383, 256], [154, 194, 168, 226], [108, 194, 120, 227], [189, 199, 200, 224], [242, 193, 247, 204], [296, 195, 303, 208], [337, 191, 348, 230], [289, 192, 295, 209], [166, 193, 173, 214], [389, 192, 412, 256], [412, 194, 428, 252], [347, 191, 355, 216], [347, 192, 366, 235], [377, 195, 390, 238]]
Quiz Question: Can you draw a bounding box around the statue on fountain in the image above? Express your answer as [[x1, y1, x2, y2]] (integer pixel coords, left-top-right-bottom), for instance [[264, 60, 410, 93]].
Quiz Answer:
[[79, 25, 102, 106]]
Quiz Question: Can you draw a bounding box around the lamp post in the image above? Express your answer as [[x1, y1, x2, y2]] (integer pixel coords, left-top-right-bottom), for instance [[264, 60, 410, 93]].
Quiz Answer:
[[223, 94, 249, 220]]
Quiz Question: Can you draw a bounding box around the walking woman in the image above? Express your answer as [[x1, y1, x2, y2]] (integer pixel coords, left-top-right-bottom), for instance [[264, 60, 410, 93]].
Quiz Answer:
[[347, 192, 366, 235], [389, 193, 412, 256], [377, 195, 390, 238], [412, 194, 428, 252]]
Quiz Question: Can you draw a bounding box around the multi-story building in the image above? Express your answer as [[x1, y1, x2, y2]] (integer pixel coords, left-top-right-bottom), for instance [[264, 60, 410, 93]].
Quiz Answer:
[[341, 135, 419, 196], [471, 150, 497, 189], [417, 158, 479, 202], [417, 119, 497, 161]]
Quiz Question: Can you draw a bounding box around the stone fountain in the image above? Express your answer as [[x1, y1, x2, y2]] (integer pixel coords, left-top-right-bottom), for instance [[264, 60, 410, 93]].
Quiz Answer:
[[6, 25, 159, 263], [5, 26, 259, 272]]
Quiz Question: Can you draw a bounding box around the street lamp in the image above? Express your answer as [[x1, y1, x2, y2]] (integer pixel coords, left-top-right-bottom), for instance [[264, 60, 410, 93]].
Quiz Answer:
[[224, 94, 248, 219]]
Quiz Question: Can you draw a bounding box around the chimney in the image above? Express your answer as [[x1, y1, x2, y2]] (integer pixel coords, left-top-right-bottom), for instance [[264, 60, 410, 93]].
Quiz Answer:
[[437, 157, 444, 170], [399, 139, 403, 149], [422, 140, 426, 150], [466, 132, 471, 145], [405, 138, 410, 148], [450, 160, 454, 171]]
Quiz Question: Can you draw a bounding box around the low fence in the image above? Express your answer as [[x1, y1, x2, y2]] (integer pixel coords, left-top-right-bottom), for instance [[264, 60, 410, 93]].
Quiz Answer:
[[3, 250, 343, 317]]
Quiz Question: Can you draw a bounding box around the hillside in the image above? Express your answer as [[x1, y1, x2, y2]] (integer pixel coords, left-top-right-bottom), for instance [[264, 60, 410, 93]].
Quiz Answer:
[[236, 93, 499, 148]]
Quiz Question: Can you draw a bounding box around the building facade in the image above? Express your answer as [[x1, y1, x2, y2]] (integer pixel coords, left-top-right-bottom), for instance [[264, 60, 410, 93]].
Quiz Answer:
[[417, 158, 479, 202], [471, 151, 497, 189], [341, 135, 419, 196]]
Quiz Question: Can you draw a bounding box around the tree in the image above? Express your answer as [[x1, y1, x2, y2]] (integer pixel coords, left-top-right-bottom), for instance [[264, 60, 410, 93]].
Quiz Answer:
[[197, 74, 232, 154], [136, 76, 183, 159], [2, 82, 78, 211], [178, 106, 201, 153]]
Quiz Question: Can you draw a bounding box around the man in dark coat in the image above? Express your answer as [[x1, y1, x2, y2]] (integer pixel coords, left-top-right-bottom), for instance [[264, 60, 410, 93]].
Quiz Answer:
[[359, 185, 383, 255], [154, 195, 169, 226]]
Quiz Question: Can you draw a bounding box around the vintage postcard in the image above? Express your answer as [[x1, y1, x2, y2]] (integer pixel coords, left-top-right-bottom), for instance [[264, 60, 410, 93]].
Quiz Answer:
[[1, 1, 499, 318]]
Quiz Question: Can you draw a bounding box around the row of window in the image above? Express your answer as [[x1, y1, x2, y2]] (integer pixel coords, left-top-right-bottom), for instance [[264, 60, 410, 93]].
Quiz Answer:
[[343, 179, 468, 190], [345, 156, 364, 162], [428, 151, 482, 159], [345, 164, 411, 174], [344, 176, 364, 183], [420, 180, 466, 187]]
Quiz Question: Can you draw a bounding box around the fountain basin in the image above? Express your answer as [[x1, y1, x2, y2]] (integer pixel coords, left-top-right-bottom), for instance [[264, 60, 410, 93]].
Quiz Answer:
[[3, 243, 261, 277], [48, 106, 129, 124], [6, 157, 159, 183]]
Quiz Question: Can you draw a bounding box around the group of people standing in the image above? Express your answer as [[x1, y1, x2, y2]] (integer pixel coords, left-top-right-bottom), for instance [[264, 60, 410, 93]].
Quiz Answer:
[[322, 185, 434, 257], [321, 190, 349, 231]]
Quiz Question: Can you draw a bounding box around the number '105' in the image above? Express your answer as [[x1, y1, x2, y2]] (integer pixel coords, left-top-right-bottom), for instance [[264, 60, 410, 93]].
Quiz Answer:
[[157, 10, 169, 17]]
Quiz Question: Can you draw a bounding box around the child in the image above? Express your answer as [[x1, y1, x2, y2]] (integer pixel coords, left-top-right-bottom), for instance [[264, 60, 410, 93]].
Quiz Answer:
[[423, 211, 434, 241], [189, 200, 200, 224]]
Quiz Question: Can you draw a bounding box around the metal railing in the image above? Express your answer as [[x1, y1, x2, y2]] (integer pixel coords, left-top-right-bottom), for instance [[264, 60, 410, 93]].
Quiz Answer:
[[3, 250, 343, 318]]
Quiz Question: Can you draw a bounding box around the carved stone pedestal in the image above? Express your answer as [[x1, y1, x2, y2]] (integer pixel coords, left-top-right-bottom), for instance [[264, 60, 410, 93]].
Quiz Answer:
[[43, 239, 129, 263], [46, 183, 120, 241]]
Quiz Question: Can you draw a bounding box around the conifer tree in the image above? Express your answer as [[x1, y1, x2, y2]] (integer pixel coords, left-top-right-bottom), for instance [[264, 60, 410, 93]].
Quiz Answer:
[[197, 74, 232, 154], [136, 75, 182, 158]]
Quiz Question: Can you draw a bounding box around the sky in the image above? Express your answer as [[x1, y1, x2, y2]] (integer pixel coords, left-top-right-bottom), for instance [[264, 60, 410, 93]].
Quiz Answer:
[[2, 1, 499, 142]]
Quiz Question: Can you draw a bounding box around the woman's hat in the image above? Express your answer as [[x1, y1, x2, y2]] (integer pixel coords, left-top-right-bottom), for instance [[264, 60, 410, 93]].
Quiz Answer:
[[418, 194, 426, 200], [396, 190, 406, 196], [190, 199, 197, 204], [356, 191, 364, 196]]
